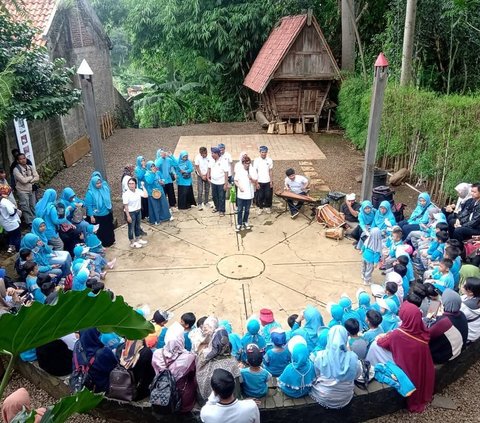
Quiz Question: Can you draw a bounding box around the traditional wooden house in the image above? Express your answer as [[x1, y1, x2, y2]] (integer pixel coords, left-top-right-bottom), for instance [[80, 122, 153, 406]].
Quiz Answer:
[[243, 13, 341, 131]]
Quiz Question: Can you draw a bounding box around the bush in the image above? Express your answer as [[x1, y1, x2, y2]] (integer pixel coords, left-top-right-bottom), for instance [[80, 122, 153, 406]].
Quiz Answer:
[[338, 76, 480, 202]]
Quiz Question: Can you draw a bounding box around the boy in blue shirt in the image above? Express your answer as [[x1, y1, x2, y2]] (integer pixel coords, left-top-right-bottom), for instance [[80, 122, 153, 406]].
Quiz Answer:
[[444, 246, 462, 290], [362, 309, 384, 347], [382, 226, 404, 270], [180, 312, 196, 351], [425, 258, 455, 293], [241, 344, 272, 398]]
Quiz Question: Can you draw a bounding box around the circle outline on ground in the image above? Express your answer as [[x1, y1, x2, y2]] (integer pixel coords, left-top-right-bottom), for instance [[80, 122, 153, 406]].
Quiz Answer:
[[216, 253, 266, 280]]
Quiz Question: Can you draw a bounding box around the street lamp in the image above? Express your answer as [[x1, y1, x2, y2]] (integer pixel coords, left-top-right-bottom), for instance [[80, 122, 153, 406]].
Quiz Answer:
[[360, 53, 389, 201], [77, 59, 108, 181]]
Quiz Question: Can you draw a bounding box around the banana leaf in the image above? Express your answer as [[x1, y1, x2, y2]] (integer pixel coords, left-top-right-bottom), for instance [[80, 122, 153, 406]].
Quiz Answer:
[[0, 290, 154, 355], [10, 388, 103, 423]]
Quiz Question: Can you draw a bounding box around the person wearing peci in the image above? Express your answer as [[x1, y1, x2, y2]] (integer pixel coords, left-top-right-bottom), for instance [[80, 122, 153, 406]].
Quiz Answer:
[[12, 153, 39, 227], [84, 172, 115, 247], [175, 150, 197, 209], [122, 178, 148, 248], [208, 147, 229, 217], [234, 154, 257, 232], [341, 193, 361, 236], [284, 168, 309, 219], [253, 145, 273, 214], [194, 146, 212, 210]]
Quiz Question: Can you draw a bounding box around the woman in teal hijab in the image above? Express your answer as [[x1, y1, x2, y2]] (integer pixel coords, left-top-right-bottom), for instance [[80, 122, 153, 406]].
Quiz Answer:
[[278, 342, 316, 398], [352, 200, 377, 247], [310, 325, 360, 408], [175, 151, 197, 210], [399, 192, 434, 239], [84, 174, 115, 247], [134, 156, 149, 219], [302, 305, 324, 351], [155, 149, 178, 208], [60, 187, 90, 239], [20, 233, 63, 277], [144, 161, 172, 225], [372, 200, 396, 234]]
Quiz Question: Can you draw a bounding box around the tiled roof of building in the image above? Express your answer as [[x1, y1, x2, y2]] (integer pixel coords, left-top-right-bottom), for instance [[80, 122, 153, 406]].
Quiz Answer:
[[243, 15, 307, 94], [4, 0, 57, 46]]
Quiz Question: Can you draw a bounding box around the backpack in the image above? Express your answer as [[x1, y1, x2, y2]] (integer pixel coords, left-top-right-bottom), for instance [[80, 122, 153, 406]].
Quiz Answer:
[[69, 340, 95, 393], [149, 368, 181, 414], [108, 340, 143, 402]]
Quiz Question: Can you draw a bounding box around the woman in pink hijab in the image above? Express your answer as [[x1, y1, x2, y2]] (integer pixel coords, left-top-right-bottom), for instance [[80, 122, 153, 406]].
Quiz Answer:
[[152, 322, 197, 412], [2, 388, 46, 423]]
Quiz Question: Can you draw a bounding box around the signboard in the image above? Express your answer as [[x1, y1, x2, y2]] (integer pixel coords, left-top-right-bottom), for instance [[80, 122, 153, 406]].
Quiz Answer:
[[13, 118, 36, 167]]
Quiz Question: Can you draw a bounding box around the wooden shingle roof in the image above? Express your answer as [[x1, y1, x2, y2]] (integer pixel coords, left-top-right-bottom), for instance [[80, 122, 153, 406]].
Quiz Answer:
[[243, 15, 307, 94]]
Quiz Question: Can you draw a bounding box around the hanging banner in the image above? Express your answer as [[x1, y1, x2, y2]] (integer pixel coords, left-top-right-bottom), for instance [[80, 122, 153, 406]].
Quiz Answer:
[[13, 118, 36, 167]]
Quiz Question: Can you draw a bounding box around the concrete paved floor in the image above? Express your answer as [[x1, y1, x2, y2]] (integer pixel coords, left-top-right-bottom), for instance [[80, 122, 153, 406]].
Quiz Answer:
[[106, 200, 383, 333]]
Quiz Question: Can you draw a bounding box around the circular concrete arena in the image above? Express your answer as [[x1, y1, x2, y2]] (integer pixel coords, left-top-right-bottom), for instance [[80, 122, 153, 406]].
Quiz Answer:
[[106, 203, 374, 332]]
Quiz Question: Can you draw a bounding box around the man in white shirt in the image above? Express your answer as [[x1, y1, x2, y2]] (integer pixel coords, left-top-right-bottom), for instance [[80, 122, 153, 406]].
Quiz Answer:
[[200, 369, 260, 423], [208, 147, 229, 216], [218, 143, 233, 183], [284, 168, 309, 219], [194, 146, 212, 210], [234, 155, 257, 231], [253, 146, 273, 214]]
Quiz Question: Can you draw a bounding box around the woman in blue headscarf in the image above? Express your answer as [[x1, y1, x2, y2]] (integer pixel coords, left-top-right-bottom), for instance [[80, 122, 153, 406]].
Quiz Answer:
[[155, 149, 178, 208], [301, 305, 324, 351], [60, 187, 90, 239], [278, 341, 316, 398], [372, 200, 396, 234], [352, 200, 377, 247], [328, 304, 344, 328], [35, 189, 71, 251], [73, 328, 118, 393], [84, 173, 115, 247], [310, 325, 360, 409], [174, 151, 197, 210], [134, 156, 149, 219], [399, 192, 434, 239], [144, 161, 172, 225]]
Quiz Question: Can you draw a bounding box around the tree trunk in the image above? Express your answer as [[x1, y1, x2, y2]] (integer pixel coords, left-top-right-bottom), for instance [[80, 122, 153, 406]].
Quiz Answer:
[[341, 0, 356, 72], [400, 0, 418, 86]]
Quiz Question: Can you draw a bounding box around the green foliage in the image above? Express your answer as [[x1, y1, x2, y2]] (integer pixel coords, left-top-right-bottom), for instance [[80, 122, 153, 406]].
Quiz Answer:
[[11, 389, 103, 423], [0, 290, 153, 355], [338, 76, 480, 198], [0, 12, 81, 121]]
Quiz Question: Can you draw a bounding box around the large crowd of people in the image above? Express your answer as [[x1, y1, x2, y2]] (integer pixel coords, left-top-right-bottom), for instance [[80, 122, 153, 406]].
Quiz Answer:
[[1, 143, 480, 422]]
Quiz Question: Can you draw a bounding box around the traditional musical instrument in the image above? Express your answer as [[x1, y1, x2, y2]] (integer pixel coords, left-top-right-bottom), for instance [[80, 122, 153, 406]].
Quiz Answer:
[[316, 204, 346, 228], [325, 227, 344, 240], [275, 190, 316, 203]]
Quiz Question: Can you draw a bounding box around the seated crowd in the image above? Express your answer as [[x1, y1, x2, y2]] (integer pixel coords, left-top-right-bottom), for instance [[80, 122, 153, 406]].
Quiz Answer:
[[1, 163, 480, 422]]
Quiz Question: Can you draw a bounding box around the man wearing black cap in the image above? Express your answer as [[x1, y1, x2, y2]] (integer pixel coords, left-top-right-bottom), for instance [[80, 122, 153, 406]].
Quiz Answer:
[[200, 369, 260, 422], [253, 146, 273, 214]]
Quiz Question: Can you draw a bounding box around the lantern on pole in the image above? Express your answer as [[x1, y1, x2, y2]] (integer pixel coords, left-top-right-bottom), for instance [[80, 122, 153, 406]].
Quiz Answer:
[[360, 53, 389, 201], [77, 59, 108, 181]]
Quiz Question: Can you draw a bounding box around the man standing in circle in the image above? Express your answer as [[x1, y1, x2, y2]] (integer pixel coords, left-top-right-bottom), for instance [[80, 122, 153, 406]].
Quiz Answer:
[[217, 143, 233, 184], [284, 168, 309, 219], [253, 145, 273, 214], [12, 153, 39, 227], [234, 155, 257, 232], [194, 146, 212, 210], [208, 147, 229, 217]]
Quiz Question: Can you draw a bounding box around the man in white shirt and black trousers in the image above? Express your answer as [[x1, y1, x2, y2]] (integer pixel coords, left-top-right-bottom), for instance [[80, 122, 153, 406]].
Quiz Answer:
[[253, 145, 273, 214], [200, 369, 260, 423], [284, 168, 310, 219]]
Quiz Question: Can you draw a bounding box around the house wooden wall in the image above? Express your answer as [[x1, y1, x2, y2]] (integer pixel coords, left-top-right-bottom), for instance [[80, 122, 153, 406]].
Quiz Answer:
[[274, 25, 338, 80], [261, 80, 331, 120]]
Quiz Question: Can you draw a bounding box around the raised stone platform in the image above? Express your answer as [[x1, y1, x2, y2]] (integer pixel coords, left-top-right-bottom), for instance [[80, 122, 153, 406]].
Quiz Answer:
[[15, 338, 480, 422]]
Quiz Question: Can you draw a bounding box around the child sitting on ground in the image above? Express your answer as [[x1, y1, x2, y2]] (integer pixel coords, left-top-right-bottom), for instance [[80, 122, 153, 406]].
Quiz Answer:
[[327, 304, 344, 328], [241, 319, 266, 362], [259, 308, 281, 349], [149, 309, 173, 349], [84, 233, 116, 275], [24, 261, 46, 303], [286, 314, 300, 341], [344, 318, 368, 360], [384, 281, 400, 308], [378, 297, 401, 333], [444, 246, 462, 290], [382, 226, 404, 270], [425, 258, 455, 293], [421, 230, 449, 268], [180, 312, 196, 351], [188, 315, 208, 353], [355, 291, 372, 331], [361, 228, 383, 285], [263, 328, 291, 377], [362, 309, 384, 347], [241, 344, 272, 398]]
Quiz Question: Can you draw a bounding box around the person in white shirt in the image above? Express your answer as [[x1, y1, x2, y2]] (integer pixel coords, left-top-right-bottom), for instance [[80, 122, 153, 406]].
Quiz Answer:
[[121, 164, 134, 193], [234, 155, 257, 232], [253, 146, 273, 214], [122, 178, 148, 248], [194, 147, 212, 210], [200, 369, 260, 423], [0, 197, 21, 254], [208, 147, 229, 216], [218, 143, 233, 183], [284, 168, 309, 219]]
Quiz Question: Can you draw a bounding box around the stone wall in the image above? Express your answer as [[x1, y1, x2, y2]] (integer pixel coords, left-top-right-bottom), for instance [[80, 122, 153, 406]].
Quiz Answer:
[[15, 339, 480, 423]]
